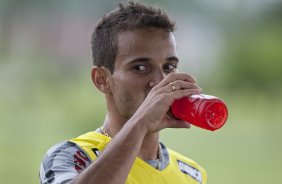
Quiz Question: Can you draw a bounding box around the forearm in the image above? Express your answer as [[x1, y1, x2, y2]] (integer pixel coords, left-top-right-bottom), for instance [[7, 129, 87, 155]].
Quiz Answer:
[[72, 116, 147, 184]]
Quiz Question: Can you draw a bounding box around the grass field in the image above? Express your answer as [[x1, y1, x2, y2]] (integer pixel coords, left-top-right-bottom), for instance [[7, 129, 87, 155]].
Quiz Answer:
[[1, 70, 281, 184]]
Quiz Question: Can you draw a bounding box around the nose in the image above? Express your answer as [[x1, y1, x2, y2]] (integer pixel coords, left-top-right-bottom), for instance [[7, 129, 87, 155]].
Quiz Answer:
[[148, 68, 166, 88]]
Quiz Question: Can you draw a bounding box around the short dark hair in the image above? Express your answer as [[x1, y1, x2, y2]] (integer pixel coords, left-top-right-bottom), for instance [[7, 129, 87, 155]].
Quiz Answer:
[[91, 1, 176, 73]]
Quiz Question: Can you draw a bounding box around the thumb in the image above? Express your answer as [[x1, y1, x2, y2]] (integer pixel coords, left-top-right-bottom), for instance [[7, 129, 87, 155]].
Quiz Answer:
[[167, 119, 191, 129]]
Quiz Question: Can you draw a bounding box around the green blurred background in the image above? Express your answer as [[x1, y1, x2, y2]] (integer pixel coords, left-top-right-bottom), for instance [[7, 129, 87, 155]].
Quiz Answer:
[[1, 0, 281, 183]]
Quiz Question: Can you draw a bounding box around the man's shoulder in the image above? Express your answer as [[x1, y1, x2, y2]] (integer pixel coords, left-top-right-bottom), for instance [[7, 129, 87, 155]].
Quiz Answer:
[[43, 131, 110, 160], [40, 139, 92, 183], [70, 131, 110, 148], [43, 141, 80, 159], [69, 131, 111, 160]]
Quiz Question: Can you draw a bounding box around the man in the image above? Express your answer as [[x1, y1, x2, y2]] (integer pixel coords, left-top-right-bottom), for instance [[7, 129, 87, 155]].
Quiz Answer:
[[40, 1, 207, 184]]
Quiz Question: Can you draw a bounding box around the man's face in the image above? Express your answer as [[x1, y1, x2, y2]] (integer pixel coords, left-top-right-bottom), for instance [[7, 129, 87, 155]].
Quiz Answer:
[[109, 28, 178, 119]]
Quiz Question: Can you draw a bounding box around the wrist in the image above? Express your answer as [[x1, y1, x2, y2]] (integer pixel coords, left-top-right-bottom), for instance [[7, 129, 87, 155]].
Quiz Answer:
[[126, 115, 149, 138]]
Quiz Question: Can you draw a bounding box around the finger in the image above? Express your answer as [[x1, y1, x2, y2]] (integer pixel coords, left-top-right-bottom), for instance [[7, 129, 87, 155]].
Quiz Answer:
[[168, 72, 197, 83], [153, 72, 196, 90], [165, 118, 191, 129], [170, 88, 202, 101], [154, 88, 202, 109], [170, 80, 201, 93], [154, 80, 199, 94]]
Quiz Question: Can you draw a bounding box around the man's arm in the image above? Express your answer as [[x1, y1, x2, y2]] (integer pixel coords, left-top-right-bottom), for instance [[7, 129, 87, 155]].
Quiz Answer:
[[40, 142, 91, 184], [71, 116, 147, 184]]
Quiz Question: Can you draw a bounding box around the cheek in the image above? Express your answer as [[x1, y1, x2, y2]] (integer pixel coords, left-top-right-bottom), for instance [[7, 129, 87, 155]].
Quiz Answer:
[[118, 81, 145, 102], [116, 76, 147, 95], [112, 71, 151, 100], [112, 78, 148, 115]]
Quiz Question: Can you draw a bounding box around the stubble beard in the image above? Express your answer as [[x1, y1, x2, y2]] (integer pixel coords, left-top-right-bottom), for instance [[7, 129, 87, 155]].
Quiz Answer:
[[113, 89, 147, 120], [112, 89, 136, 119]]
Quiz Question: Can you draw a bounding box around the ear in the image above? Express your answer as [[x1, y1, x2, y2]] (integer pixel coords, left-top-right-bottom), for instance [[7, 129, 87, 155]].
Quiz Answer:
[[91, 66, 111, 94]]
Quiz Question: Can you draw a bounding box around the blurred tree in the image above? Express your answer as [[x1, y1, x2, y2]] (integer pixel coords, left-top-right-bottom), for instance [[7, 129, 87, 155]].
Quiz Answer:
[[218, 2, 282, 95], [0, 0, 54, 60]]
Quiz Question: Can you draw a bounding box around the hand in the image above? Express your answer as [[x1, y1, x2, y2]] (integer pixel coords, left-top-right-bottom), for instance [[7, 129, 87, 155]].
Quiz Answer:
[[132, 72, 202, 133]]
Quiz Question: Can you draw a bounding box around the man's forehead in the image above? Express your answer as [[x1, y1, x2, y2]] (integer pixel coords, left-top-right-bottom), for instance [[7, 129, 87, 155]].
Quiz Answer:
[[117, 28, 175, 43], [114, 28, 178, 67]]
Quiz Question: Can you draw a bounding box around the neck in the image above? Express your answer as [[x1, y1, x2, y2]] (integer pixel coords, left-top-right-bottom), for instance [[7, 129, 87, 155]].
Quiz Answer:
[[103, 114, 124, 137], [103, 115, 160, 161], [138, 132, 160, 160]]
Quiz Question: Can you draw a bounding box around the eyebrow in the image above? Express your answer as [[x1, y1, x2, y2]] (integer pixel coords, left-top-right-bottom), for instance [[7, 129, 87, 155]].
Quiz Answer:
[[129, 57, 151, 64], [127, 56, 179, 64], [167, 56, 179, 62]]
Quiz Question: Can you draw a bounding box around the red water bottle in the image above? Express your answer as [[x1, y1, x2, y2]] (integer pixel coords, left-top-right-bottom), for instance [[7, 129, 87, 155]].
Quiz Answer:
[[170, 94, 228, 131]]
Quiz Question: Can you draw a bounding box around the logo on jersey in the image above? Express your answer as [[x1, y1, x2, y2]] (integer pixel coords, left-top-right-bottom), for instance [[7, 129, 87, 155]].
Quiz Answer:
[[73, 151, 89, 172], [177, 160, 202, 183]]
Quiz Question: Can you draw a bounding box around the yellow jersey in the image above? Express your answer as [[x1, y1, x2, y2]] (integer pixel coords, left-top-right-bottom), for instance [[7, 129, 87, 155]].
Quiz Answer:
[[70, 131, 207, 184]]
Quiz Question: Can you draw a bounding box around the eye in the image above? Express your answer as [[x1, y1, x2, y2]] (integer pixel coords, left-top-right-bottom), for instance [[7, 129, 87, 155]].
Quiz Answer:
[[133, 65, 148, 73], [134, 65, 146, 71], [163, 63, 177, 73]]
